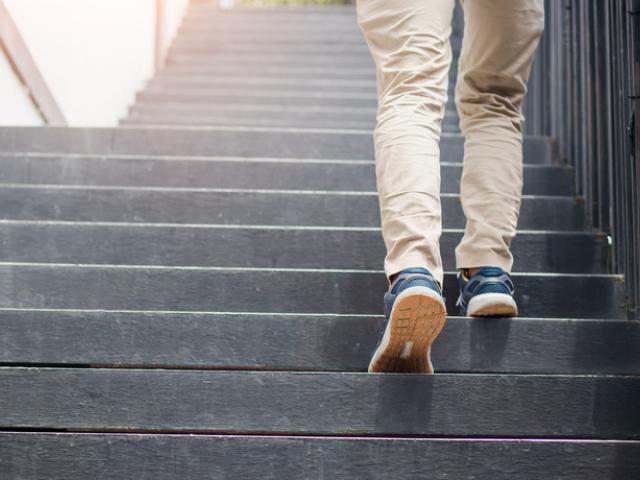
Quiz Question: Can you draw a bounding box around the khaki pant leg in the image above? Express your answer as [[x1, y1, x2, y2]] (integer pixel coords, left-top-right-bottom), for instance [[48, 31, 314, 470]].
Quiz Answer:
[[455, 0, 545, 272], [356, 0, 456, 287]]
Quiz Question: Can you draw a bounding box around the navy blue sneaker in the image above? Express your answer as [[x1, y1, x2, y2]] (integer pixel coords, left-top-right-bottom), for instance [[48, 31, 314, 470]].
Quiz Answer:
[[456, 267, 518, 317], [368, 267, 447, 374]]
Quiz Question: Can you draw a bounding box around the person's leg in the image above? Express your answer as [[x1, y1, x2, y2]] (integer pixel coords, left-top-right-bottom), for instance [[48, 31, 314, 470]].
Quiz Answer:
[[454, 0, 544, 316], [356, 0, 456, 289], [356, 0, 455, 373]]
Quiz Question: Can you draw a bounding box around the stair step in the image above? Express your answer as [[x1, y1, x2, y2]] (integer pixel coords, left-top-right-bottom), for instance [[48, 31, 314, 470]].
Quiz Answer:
[[150, 74, 379, 89], [166, 53, 375, 68], [0, 154, 572, 195], [127, 104, 423, 128], [0, 222, 604, 273], [2, 432, 638, 479], [143, 79, 455, 96], [122, 114, 456, 130], [183, 11, 360, 25], [157, 64, 385, 79], [0, 127, 554, 164], [133, 89, 457, 110], [1, 310, 636, 374], [136, 90, 380, 108], [0, 186, 585, 230], [1, 367, 637, 437], [0, 265, 622, 318], [174, 31, 367, 43], [180, 17, 361, 30], [169, 41, 372, 55]]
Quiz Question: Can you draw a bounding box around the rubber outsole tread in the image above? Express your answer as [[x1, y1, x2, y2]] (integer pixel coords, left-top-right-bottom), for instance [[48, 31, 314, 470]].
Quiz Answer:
[[368, 292, 447, 374]]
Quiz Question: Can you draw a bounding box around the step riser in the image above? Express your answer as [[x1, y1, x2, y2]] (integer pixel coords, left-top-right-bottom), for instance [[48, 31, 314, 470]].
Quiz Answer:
[[0, 156, 572, 195], [0, 224, 605, 273], [167, 42, 461, 56], [1, 367, 637, 437], [166, 54, 376, 67], [0, 127, 554, 164], [0, 266, 622, 318], [159, 65, 377, 79], [131, 107, 454, 123], [122, 115, 459, 130], [169, 43, 373, 54], [150, 76, 379, 89], [137, 91, 382, 107], [10, 433, 640, 479], [2, 434, 638, 480], [147, 80, 379, 93], [1, 311, 635, 374], [137, 91, 380, 108], [0, 188, 585, 230]]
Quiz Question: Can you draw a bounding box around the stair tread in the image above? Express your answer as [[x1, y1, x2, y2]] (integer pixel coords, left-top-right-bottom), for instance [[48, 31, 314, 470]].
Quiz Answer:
[[1, 366, 638, 438], [1, 310, 637, 374], [0, 127, 553, 164], [0, 264, 623, 318], [0, 153, 573, 195], [0, 221, 605, 273], [0, 185, 586, 230], [2, 432, 639, 480]]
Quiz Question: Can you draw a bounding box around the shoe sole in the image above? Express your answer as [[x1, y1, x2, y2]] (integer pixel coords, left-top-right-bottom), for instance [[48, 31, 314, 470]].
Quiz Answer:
[[368, 287, 447, 374], [467, 292, 518, 317]]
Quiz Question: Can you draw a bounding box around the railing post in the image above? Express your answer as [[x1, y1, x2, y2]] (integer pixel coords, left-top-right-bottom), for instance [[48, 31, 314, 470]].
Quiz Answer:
[[0, 0, 66, 125]]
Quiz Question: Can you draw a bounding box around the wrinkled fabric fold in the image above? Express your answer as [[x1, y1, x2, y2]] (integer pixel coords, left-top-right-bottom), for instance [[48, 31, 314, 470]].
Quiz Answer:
[[356, 0, 545, 286]]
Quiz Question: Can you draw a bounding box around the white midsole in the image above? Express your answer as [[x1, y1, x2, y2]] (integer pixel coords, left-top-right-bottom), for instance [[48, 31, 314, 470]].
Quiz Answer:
[[467, 292, 517, 316]]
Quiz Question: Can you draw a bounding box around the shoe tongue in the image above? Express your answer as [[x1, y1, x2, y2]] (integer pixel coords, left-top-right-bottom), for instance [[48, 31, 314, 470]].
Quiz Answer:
[[478, 267, 504, 277]]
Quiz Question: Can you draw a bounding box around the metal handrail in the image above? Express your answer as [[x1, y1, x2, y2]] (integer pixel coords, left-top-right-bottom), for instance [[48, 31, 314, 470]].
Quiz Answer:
[[524, 0, 640, 319], [0, 0, 66, 125]]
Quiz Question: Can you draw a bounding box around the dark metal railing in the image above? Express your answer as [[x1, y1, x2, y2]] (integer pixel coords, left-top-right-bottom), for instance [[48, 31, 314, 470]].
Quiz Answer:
[[524, 0, 640, 319]]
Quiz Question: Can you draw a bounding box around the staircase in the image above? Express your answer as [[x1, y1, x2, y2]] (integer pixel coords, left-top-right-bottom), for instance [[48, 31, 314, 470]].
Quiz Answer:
[[1, 4, 639, 478]]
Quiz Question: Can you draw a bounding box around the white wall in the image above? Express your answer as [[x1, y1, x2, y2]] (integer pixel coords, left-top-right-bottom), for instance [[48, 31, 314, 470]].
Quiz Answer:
[[0, 0, 188, 127]]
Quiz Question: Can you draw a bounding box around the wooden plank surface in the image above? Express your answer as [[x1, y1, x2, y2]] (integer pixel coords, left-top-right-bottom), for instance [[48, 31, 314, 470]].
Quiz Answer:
[[0, 187, 585, 230], [1, 367, 638, 438], [0, 265, 623, 318], [0, 222, 606, 273], [2, 432, 639, 480], [1, 311, 638, 374], [0, 127, 553, 164]]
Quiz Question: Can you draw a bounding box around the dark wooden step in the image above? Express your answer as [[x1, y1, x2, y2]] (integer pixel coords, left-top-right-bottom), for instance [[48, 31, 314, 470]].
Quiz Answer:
[[165, 52, 375, 68], [0, 127, 554, 164], [122, 113, 457, 131], [2, 432, 638, 480], [134, 85, 453, 109], [143, 78, 453, 96], [125, 104, 395, 130], [1, 310, 636, 374], [0, 186, 585, 230], [137, 90, 379, 108], [133, 88, 457, 109], [0, 154, 572, 195], [0, 265, 622, 318], [175, 31, 367, 43], [169, 41, 372, 55], [183, 9, 359, 24], [180, 17, 361, 30], [149, 74, 378, 90], [0, 367, 638, 438], [158, 63, 377, 79], [0, 222, 604, 273]]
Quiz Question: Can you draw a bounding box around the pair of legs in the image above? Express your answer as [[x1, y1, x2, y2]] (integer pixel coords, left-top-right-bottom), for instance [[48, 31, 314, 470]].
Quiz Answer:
[[356, 0, 545, 288]]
